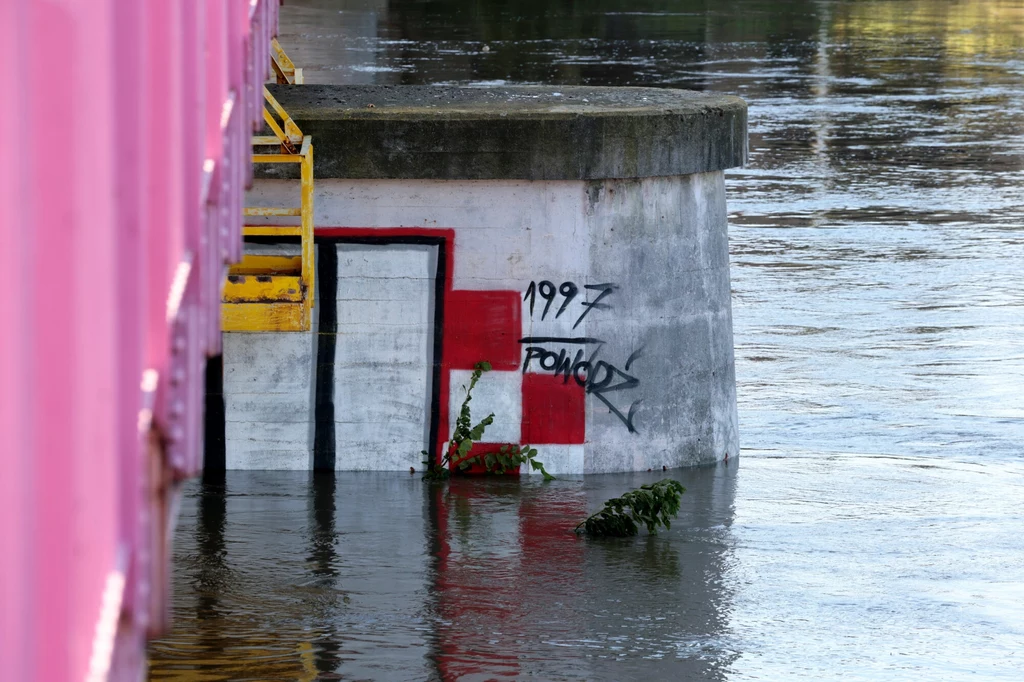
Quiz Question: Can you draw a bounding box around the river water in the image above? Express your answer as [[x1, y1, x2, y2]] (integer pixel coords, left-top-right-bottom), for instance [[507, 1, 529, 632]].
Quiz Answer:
[[149, 1, 1024, 679]]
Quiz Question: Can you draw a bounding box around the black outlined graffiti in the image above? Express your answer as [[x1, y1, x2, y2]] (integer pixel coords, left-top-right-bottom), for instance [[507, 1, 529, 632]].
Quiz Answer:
[[522, 280, 641, 432], [587, 359, 643, 434], [574, 283, 618, 329], [520, 336, 644, 434], [523, 281, 619, 329]]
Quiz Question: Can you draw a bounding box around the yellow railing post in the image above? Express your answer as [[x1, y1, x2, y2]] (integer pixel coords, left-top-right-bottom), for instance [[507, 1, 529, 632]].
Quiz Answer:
[[270, 38, 303, 85], [300, 138, 315, 322], [221, 41, 314, 333]]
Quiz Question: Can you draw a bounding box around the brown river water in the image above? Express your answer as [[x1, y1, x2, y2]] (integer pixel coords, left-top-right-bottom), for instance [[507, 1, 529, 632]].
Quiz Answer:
[[150, 1, 1024, 679]]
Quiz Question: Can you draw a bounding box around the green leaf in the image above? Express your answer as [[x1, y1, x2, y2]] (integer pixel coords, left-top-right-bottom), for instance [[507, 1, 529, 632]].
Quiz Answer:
[[576, 479, 685, 537]]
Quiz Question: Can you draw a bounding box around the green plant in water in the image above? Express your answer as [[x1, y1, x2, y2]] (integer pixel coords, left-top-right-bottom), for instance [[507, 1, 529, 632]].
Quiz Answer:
[[423, 361, 554, 481], [475, 443, 552, 479], [575, 479, 685, 537]]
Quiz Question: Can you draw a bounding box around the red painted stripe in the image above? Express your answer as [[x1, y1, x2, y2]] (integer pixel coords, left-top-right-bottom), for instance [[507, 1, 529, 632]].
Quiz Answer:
[[522, 371, 586, 445], [449, 442, 523, 475], [445, 290, 522, 371]]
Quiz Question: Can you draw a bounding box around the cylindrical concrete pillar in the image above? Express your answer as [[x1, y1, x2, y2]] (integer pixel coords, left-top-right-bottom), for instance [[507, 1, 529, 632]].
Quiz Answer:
[[232, 84, 747, 474]]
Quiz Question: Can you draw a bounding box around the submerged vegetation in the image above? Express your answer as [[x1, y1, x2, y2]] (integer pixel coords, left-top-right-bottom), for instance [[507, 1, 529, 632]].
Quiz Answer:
[[424, 361, 554, 481], [575, 479, 686, 537]]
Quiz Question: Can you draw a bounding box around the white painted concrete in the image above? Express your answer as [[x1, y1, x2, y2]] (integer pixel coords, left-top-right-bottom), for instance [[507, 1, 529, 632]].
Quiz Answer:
[[251, 179, 590, 291], [223, 331, 316, 470], [526, 445, 585, 476], [333, 244, 436, 470], [234, 174, 739, 472], [448, 369, 522, 445]]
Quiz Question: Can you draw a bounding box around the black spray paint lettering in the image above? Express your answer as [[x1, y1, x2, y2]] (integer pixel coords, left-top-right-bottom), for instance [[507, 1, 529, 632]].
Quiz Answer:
[[523, 281, 618, 329], [521, 338, 644, 434]]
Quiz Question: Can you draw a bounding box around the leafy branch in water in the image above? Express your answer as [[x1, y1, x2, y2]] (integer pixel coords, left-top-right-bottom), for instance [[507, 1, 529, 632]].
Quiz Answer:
[[575, 479, 685, 537], [423, 361, 553, 481], [472, 443, 554, 481], [446, 360, 494, 470]]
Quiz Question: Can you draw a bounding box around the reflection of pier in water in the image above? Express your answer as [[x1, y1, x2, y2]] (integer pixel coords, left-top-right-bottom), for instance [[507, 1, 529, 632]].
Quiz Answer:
[[150, 465, 737, 679], [420, 467, 739, 680]]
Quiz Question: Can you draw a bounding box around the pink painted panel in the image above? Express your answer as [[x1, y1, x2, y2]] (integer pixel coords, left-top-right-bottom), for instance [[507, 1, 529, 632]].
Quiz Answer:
[[112, 1, 146, 646], [0, 6, 31, 682], [0, 0, 279, 679]]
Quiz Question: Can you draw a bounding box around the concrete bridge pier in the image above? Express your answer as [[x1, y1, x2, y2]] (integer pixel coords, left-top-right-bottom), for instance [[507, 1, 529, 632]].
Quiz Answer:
[[219, 84, 747, 474]]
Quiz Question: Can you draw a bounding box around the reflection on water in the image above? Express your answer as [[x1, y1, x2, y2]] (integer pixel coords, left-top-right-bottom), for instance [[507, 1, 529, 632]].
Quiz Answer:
[[150, 467, 739, 680], [151, 1, 1024, 679], [150, 460, 1024, 680]]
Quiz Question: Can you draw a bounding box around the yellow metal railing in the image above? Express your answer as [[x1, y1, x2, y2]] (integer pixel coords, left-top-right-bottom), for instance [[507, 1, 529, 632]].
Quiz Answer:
[[270, 37, 303, 86], [222, 44, 314, 333]]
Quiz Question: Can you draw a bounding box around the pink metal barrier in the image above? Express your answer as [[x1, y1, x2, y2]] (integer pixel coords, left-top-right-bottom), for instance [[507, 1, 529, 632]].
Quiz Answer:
[[0, 2, 278, 680]]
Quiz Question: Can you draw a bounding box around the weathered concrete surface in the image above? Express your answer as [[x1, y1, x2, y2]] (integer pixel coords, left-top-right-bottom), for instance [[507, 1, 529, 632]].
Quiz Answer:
[[241, 175, 740, 472], [223, 331, 317, 470], [264, 84, 747, 181], [227, 84, 746, 472], [583, 173, 739, 472], [332, 244, 437, 471]]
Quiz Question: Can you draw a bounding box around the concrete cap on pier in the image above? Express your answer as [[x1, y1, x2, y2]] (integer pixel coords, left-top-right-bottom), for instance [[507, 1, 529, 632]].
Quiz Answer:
[[266, 84, 747, 181]]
